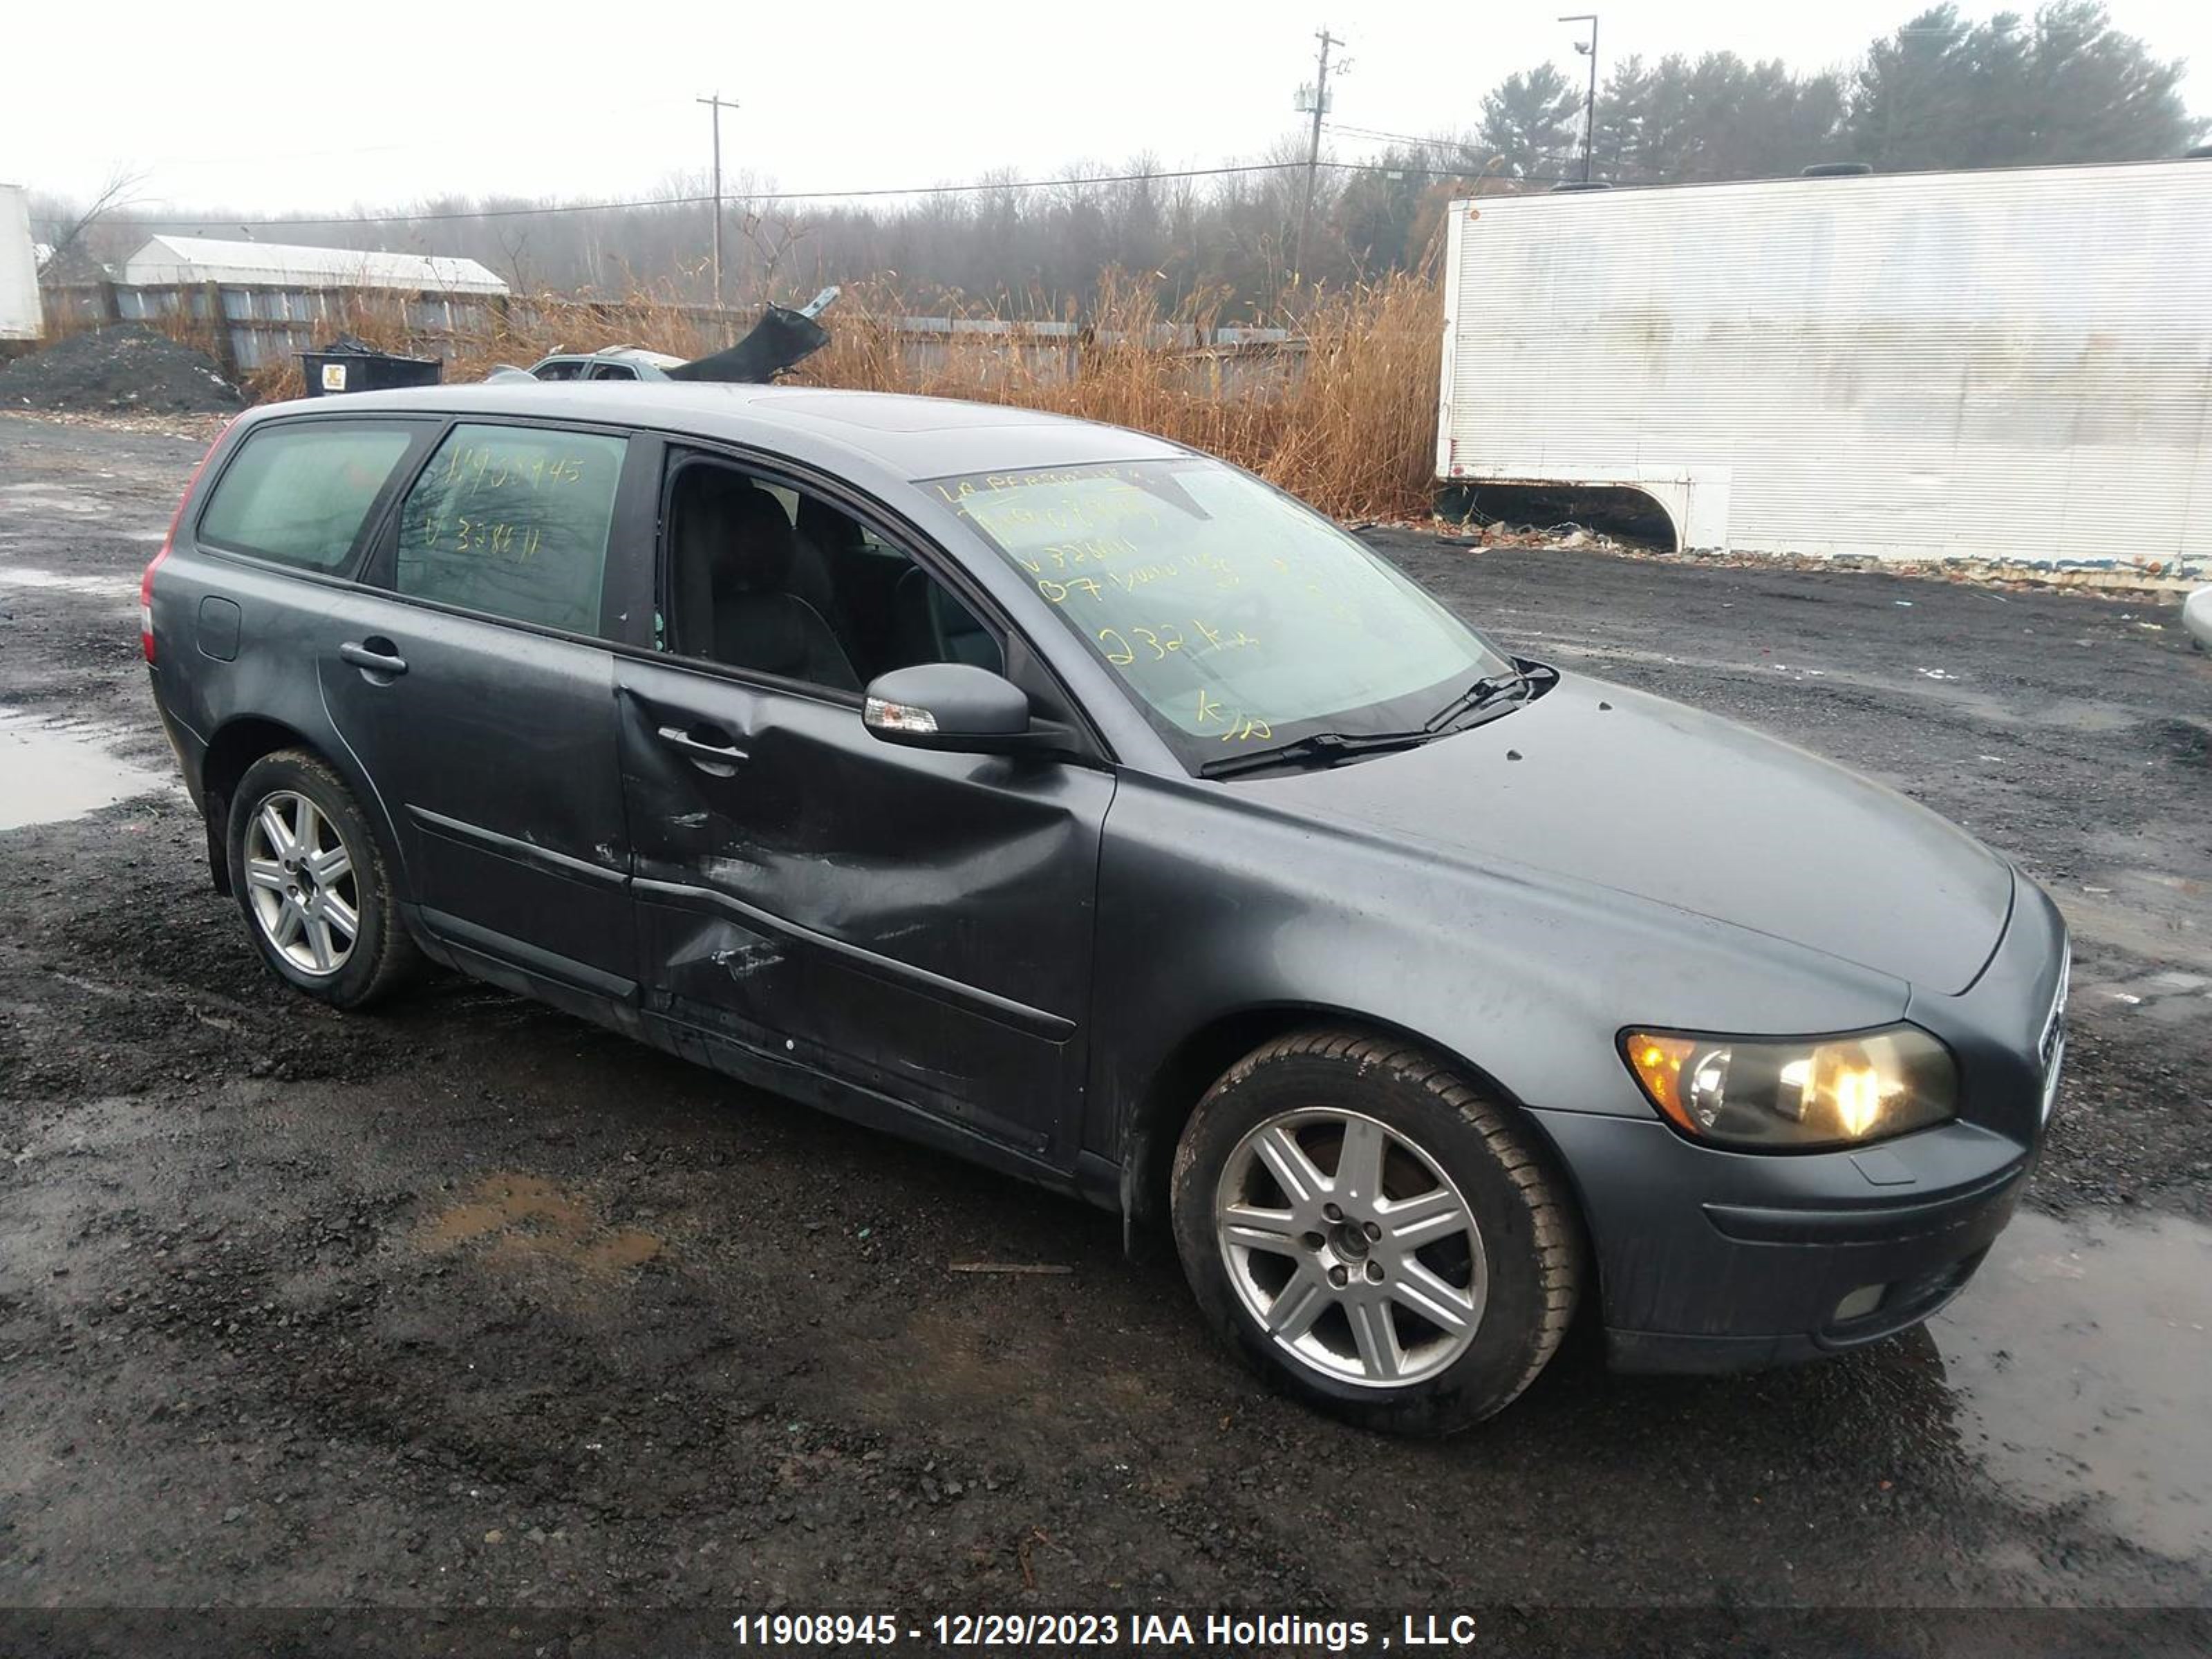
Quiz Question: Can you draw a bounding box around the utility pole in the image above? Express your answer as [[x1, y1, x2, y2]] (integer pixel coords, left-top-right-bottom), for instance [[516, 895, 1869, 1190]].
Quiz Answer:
[[695, 93, 740, 318], [1559, 15, 1598, 184], [1292, 28, 1346, 288]]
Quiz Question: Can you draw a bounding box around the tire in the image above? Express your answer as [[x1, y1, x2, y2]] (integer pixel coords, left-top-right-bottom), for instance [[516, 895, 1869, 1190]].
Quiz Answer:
[[1171, 1030, 1583, 1435], [225, 749, 420, 1010]]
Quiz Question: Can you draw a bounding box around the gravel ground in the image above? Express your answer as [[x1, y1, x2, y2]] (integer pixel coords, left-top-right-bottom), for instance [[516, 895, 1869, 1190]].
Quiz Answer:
[[0, 412, 2208, 1655]]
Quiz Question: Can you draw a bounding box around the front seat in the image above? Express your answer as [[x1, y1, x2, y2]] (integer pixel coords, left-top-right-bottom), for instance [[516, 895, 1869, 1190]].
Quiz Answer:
[[681, 472, 862, 693], [890, 566, 1003, 673]]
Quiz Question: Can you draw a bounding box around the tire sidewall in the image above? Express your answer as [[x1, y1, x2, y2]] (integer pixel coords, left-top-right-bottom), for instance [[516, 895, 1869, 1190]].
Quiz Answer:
[[225, 753, 395, 1007], [1172, 1043, 1564, 1435]]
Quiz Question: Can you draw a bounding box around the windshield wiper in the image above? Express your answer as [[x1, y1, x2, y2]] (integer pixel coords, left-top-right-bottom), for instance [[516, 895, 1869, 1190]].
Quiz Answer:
[[1197, 728, 1435, 779], [1422, 667, 1539, 733]]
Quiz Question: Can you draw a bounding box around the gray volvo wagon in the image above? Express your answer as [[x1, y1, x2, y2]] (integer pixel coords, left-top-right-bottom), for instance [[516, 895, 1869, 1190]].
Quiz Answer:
[[142, 383, 2068, 1433]]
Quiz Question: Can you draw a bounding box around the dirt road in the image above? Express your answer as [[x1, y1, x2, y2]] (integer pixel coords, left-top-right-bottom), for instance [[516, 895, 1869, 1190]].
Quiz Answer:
[[2, 413, 2209, 1652]]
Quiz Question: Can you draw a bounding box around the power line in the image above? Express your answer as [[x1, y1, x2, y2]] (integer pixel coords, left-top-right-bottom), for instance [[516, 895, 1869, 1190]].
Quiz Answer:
[[1326, 120, 1487, 156], [1326, 119, 1671, 185], [140, 157, 1501, 233]]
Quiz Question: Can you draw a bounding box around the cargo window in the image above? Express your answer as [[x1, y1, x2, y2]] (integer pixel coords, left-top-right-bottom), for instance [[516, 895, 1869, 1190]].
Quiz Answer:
[[393, 423, 627, 637], [196, 422, 417, 572]]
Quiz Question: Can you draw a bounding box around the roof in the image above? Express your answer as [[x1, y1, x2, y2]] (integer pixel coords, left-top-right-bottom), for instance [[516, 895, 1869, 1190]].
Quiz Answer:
[[120, 235, 509, 295], [245, 382, 1183, 482]]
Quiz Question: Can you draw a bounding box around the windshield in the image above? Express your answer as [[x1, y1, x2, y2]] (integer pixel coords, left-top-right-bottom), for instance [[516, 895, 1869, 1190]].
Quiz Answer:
[[926, 458, 1512, 769]]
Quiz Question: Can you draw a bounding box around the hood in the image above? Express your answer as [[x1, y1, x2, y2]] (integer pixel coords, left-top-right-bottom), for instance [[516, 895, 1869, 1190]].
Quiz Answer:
[[1259, 673, 2014, 995]]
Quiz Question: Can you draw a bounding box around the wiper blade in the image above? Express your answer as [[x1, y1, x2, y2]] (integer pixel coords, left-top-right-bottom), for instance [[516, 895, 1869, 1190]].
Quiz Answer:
[[1197, 664, 1553, 780], [1197, 728, 1432, 779], [1423, 668, 1534, 733]]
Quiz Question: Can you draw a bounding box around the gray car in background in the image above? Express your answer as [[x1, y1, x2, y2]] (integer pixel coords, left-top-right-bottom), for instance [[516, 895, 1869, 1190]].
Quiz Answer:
[[140, 382, 2070, 1433], [525, 346, 686, 382]]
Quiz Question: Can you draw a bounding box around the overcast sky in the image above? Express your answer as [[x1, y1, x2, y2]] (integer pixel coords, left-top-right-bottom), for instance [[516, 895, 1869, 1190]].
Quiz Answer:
[[8, 0, 2206, 223]]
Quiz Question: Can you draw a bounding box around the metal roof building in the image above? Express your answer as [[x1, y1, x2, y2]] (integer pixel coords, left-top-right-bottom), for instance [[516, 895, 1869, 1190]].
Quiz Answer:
[[120, 235, 508, 297]]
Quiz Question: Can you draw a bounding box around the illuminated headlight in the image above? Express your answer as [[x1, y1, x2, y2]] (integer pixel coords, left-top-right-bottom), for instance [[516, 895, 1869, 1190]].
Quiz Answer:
[[1620, 1025, 1958, 1150]]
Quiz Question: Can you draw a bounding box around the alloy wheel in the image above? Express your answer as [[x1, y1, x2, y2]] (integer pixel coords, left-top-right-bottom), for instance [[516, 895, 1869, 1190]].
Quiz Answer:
[[1214, 1107, 1488, 1388], [243, 790, 359, 977]]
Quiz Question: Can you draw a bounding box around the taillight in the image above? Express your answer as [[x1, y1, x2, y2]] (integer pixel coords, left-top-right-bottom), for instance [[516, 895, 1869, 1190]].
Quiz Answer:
[[139, 543, 167, 664], [143, 427, 229, 666]]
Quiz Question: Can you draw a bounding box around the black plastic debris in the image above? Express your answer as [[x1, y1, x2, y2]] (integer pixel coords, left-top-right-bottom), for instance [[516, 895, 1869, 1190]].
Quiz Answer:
[[665, 305, 832, 385]]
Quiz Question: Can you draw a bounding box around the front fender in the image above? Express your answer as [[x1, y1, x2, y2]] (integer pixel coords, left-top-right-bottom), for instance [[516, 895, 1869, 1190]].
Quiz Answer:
[[1087, 771, 1908, 1185]]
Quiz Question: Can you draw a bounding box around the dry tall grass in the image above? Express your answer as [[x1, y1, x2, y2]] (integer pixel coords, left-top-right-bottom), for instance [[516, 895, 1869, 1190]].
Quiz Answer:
[[79, 270, 1445, 520], [805, 272, 1443, 519]]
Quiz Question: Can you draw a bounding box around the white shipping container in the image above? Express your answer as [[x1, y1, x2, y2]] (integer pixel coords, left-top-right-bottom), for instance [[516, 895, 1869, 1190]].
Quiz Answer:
[[1, 183, 42, 344], [1438, 161, 2212, 577]]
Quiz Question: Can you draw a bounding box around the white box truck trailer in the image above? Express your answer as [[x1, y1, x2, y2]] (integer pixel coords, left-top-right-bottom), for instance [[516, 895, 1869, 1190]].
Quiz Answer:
[[1438, 160, 2212, 581], [1, 183, 44, 347]]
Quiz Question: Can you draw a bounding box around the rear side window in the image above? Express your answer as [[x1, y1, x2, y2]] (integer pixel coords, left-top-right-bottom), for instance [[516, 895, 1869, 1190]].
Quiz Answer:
[[393, 423, 627, 636], [196, 422, 416, 571]]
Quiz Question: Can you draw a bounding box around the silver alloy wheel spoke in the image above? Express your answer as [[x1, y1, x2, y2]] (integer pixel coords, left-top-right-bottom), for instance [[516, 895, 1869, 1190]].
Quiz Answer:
[[244, 789, 359, 980], [1253, 1124, 1327, 1208], [320, 892, 359, 942], [1220, 1203, 1304, 1255], [1347, 1295, 1404, 1381], [1267, 1271, 1331, 1339], [1389, 1259, 1479, 1334], [1376, 1185, 1463, 1247], [259, 803, 297, 862], [1215, 1107, 1489, 1389], [1334, 1116, 1387, 1206]]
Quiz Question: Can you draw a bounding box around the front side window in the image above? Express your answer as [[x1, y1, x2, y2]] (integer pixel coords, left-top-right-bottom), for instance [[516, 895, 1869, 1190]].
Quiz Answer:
[[927, 458, 1510, 765], [196, 421, 418, 572], [659, 456, 1000, 695], [394, 423, 626, 635]]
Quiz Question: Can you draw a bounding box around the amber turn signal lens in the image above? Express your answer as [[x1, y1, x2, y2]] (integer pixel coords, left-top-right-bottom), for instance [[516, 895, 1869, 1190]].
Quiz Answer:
[[1624, 1033, 1698, 1133]]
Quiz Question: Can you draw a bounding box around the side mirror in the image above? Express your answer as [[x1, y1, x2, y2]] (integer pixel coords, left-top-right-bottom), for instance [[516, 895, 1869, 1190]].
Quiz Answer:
[[863, 663, 1060, 756]]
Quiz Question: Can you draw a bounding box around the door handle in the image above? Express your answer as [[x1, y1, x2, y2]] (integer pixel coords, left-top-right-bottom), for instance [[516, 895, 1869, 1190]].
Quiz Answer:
[[340, 639, 408, 677], [655, 722, 749, 774]]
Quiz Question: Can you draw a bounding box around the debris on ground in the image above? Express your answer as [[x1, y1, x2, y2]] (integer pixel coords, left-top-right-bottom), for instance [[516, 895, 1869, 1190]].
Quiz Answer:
[[1414, 514, 2200, 601], [947, 1262, 1074, 1275], [0, 324, 243, 416]]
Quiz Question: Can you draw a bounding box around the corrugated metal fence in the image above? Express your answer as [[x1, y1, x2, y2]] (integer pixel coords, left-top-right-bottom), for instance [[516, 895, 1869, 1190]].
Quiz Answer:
[[37, 281, 1308, 389]]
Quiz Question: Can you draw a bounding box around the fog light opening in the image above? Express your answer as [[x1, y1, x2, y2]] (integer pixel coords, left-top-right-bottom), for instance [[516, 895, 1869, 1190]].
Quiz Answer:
[[1833, 1283, 1887, 1323]]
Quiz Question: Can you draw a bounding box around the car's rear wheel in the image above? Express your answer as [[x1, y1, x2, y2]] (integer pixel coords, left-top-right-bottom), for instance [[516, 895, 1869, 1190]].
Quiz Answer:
[[226, 750, 418, 1009], [1171, 1031, 1584, 1434]]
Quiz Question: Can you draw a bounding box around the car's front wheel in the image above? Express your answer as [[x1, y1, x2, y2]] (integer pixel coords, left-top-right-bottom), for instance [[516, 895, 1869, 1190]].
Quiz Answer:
[[1172, 1031, 1584, 1434], [225, 749, 418, 1009]]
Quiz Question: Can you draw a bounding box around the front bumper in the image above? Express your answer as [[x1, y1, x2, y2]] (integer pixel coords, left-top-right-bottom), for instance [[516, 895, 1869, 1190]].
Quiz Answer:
[[1530, 874, 2068, 1374], [1532, 1110, 2030, 1371]]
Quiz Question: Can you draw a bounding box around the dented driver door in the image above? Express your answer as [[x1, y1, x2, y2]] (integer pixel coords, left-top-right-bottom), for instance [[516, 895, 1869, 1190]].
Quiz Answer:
[[612, 655, 1113, 1168]]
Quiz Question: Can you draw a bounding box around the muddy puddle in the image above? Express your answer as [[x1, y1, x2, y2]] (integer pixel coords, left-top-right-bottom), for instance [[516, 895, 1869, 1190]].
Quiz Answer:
[[1932, 1207, 2212, 1559], [0, 709, 170, 831], [418, 1172, 664, 1275]]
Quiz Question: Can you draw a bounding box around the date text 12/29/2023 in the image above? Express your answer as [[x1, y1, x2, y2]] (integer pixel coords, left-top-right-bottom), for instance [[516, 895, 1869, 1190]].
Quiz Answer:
[[729, 1612, 1490, 1651]]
